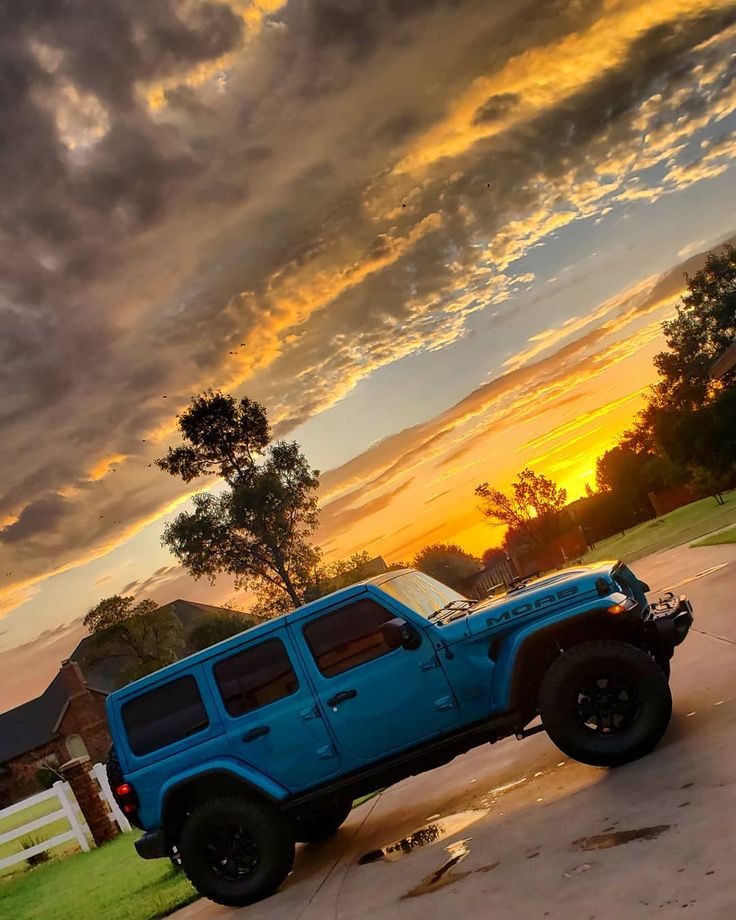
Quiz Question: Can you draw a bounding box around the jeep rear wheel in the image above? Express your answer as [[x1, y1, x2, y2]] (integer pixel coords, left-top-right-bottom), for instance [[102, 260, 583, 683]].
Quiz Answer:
[[539, 639, 672, 768], [293, 799, 353, 843], [179, 796, 294, 907]]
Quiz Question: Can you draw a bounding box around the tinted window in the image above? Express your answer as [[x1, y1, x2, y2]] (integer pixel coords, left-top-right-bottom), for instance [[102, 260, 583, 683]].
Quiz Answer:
[[122, 675, 208, 757], [214, 638, 298, 717], [304, 600, 396, 677]]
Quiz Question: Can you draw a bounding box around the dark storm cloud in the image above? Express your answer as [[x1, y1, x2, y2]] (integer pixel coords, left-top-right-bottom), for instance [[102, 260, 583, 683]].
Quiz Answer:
[[473, 93, 519, 124], [0, 494, 70, 544], [3, 0, 736, 606], [0, 0, 242, 298]]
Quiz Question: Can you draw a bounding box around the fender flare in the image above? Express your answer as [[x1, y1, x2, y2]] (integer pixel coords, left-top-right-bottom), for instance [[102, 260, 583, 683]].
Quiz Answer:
[[158, 758, 290, 826], [492, 607, 617, 712]]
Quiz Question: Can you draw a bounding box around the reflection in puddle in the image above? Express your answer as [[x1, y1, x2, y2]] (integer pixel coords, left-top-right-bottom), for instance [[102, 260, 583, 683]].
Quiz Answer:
[[402, 839, 472, 899], [574, 825, 671, 851], [358, 810, 488, 865]]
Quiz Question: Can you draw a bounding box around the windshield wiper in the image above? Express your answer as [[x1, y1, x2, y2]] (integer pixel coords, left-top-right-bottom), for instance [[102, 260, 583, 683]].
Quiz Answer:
[[429, 598, 480, 621]]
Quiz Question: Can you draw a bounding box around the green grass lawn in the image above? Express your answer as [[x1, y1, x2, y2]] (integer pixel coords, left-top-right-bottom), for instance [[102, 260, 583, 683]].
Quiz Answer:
[[0, 796, 86, 879], [580, 489, 736, 564], [692, 524, 736, 547], [0, 833, 197, 920]]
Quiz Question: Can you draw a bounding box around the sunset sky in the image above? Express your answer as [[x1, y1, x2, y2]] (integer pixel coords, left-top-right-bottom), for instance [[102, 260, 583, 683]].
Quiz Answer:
[[3, 0, 736, 707]]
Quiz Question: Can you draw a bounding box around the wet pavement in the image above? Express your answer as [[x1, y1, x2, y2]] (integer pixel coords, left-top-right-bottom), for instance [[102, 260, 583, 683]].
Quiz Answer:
[[172, 541, 736, 920]]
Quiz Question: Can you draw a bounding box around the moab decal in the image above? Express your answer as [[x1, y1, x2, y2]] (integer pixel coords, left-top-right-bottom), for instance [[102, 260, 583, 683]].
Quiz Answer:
[[485, 585, 580, 627]]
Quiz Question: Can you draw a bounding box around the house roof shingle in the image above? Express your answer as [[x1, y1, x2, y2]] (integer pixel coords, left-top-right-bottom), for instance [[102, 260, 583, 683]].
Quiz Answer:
[[0, 673, 69, 763]]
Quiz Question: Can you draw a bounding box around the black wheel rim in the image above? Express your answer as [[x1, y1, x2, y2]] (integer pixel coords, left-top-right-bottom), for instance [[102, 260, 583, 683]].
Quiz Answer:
[[576, 676, 639, 735], [203, 824, 261, 881]]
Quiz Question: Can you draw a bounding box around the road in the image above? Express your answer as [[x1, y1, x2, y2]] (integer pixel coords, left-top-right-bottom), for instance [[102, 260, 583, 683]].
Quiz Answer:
[[173, 541, 736, 920]]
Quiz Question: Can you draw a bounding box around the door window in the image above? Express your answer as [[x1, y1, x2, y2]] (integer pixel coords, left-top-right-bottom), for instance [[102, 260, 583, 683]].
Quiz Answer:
[[214, 638, 298, 717], [303, 600, 396, 677]]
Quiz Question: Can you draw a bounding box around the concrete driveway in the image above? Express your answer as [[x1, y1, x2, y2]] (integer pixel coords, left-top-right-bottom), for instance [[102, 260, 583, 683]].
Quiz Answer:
[[173, 542, 736, 920]]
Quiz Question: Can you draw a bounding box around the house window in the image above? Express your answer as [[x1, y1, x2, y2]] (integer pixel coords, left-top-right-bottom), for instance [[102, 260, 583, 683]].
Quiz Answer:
[[65, 734, 89, 760]]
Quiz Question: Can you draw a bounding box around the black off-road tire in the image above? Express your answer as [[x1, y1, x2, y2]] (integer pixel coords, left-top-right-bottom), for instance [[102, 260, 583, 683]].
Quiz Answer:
[[539, 639, 672, 768], [293, 800, 353, 843], [105, 746, 124, 790], [179, 796, 295, 907]]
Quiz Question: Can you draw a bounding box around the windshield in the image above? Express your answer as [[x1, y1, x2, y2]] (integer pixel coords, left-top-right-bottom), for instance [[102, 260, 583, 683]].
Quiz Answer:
[[376, 571, 467, 619]]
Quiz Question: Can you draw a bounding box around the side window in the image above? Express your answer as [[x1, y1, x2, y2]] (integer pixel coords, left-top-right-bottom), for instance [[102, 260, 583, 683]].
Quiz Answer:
[[214, 638, 298, 717], [122, 675, 209, 757], [304, 600, 396, 678]]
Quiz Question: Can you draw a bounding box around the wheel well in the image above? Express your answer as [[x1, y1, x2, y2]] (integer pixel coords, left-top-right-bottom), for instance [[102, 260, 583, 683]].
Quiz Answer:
[[509, 613, 632, 722], [163, 772, 276, 846]]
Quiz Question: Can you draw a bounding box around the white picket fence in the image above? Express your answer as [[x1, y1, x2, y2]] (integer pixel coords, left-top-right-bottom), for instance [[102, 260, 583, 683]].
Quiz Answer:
[[0, 762, 131, 872], [90, 761, 132, 834]]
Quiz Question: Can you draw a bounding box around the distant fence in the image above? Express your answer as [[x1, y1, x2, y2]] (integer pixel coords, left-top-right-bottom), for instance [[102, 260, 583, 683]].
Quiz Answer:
[[0, 762, 130, 872]]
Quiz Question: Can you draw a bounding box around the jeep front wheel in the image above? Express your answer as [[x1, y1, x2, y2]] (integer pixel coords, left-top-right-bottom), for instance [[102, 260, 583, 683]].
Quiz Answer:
[[539, 639, 672, 768], [179, 796, 295, 907], [293, 799, 353, 843]]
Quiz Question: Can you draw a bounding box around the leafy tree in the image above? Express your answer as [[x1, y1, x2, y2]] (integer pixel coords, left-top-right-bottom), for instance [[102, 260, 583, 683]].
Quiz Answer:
[[689, 465, 730, 506], [475, 468, 567, 550], [83, 595, 185, 680], [188, 611, 256, 651], [412, 543, 481, 591], [305, 551, 377, 601], [249, 551, 386, 616], [595, 446, 660, 519], [158, 391, 321, 611], [651, 245, 736, 411], [590, 247, 736, 531], [481, 546, 506, 568]]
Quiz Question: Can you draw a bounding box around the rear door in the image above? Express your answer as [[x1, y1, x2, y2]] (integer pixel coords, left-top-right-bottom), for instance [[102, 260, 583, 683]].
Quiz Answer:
[[205, 626, 341, 791], [296, 597, 461, 764]]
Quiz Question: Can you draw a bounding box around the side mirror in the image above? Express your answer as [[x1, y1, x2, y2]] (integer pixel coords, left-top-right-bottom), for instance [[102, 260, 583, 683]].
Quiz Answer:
[[382, 617, 421, 651]]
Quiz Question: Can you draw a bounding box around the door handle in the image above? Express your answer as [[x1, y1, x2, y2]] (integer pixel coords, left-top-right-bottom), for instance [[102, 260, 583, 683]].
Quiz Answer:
[[326, 689, 357, 707], [242, 725, 270, 742]]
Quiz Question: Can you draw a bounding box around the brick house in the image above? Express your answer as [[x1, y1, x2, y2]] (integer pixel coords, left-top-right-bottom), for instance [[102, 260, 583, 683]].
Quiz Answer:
[[0, 660, 110, 806], [0, 598, 240, 805]]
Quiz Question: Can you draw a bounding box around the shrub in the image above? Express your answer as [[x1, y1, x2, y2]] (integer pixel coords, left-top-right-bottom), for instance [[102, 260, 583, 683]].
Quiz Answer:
[[20, 833, 51, 868]]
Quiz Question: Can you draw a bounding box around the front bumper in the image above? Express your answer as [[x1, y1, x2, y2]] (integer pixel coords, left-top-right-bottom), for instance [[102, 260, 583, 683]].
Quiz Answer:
[[135, 829, 168, 860], [650, 595, 693, 650]]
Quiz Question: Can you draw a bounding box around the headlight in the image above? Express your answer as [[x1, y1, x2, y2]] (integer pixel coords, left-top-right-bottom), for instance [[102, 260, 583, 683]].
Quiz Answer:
[[607, 592, 638, 615]]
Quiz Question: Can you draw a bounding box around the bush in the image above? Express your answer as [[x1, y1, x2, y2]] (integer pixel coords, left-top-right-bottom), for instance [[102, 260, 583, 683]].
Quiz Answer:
[[20, 833, 50, 868]]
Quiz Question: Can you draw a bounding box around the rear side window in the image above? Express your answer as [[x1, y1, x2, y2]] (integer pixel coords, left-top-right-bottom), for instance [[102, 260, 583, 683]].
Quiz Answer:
[[122, 675, 209, 757], [214, 638, 298, 717], [303, 599, 395, 677]]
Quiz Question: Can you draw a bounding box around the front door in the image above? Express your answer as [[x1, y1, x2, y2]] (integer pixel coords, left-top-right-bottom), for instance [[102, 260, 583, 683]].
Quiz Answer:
[[205, 626, 341, 791], [297, 598, 461, 764]]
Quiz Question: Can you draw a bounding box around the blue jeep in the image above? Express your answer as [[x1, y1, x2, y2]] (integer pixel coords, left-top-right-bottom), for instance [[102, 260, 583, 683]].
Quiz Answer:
[[106, 564, 692, 906]]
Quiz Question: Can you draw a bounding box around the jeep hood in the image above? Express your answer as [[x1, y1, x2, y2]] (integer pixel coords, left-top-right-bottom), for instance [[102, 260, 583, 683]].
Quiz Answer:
[[440, 564, 614, 639]]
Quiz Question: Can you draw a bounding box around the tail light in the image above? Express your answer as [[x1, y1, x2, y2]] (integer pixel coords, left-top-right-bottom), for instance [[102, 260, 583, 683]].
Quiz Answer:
[[115, 781, 139, 814]]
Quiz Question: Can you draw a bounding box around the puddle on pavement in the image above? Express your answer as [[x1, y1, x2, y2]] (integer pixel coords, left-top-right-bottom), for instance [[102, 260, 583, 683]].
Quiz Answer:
[[401, 839, 472, 899], [574, 825, 671, 851], [358, 810, 488, 865]]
